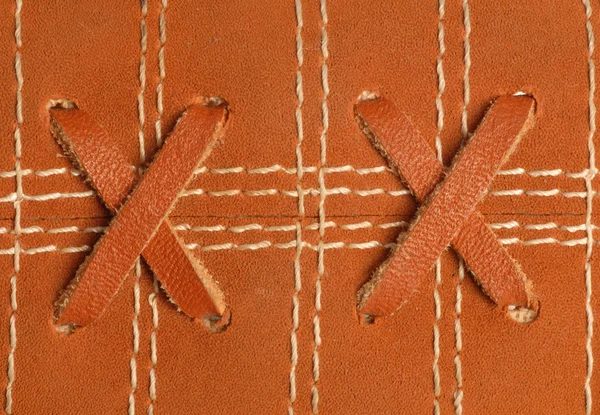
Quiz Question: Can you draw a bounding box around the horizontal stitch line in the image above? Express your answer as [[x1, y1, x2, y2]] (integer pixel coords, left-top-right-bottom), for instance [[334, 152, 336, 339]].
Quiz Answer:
[[1, 220, 589, 236], [4, 237, 590, 256], [0, 187, 591, 203], [0, 165, 589, 179]]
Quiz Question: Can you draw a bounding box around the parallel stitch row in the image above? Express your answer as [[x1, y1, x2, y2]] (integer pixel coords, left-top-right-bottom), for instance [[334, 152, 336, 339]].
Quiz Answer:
[[0, 187, 591, 203], [0, 236, 590, 257], [0, 165, 591, 178], [0, 221, 590, 236]]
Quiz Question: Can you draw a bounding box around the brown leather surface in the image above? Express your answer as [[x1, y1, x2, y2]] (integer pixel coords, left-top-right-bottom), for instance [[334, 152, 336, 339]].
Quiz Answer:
[[355, 95, 538, 321], [0, 0, 598, 414], [51, 102, 228, 330], [49, 104, 228, 331]]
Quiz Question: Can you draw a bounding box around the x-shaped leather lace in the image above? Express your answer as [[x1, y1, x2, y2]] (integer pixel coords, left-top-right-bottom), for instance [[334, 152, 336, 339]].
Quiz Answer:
[[49, 99, 230, 333], [354, 93, 539, 324]]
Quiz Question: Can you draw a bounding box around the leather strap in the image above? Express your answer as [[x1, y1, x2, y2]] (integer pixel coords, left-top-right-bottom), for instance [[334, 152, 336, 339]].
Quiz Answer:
[[49, 100, 230, 331], [355, 95, 538, 323]]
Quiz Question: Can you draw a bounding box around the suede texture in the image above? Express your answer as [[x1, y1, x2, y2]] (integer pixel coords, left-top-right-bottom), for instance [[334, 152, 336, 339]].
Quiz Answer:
[[0, 0, 597, 414]]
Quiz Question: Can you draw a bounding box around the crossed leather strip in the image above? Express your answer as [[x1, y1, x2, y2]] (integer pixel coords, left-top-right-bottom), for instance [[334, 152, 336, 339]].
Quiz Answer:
[[48, 93, 537, 332], [354, 93, 539, 324], [48, 98, 230, 333]]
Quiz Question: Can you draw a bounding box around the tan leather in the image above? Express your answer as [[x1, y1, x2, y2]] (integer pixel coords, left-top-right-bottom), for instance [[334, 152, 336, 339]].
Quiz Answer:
[[49, 101, 229, 330], [0, 1, 596, 413], [356, 95, 538, 320]]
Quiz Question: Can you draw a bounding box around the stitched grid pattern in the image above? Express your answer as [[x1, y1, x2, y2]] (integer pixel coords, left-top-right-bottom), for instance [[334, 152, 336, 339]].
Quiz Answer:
[[1, 0, 598, 413]]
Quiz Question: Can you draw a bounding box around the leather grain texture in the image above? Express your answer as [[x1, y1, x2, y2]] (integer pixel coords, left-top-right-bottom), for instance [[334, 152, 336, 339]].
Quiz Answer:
[[0, 0, 597, 414], [49, 104, 229, 331], [355, 95, 538, 321]]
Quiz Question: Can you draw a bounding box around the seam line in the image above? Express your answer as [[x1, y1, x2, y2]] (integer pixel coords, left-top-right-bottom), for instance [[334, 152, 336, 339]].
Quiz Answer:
[[130, 2, 148, 413], [6, 1, 23, 413], [583, 0, 597, 413], [312, 1, 329, 413], [289, 0, 304, 413], [454, 0, 471, 413], [148, 1, 167, 413], [433, 0, 445, 412]]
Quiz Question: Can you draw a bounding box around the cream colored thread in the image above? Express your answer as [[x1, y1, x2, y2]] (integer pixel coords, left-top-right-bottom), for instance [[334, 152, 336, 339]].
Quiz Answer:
[[290, 221, 302, 415], [154, 0, 168, 148], [433, 259, 442, 415], [453, 259, 464, 415], [455, 1, 471, 412], [148, 2, 166, 413], [129, 260, 141, 415], [148, 277, 159, 415], [6, 220, 587, 237], [0, 237, 594, 257], [0, 165, 589, 179], [434, 0, 446, 164], [433, 1, 445, 411], [461, 0, 471, 140], [290, 0, 304, 412], [313, 2, 328, 412], [137, 0, 148, 165], [583, 1, 597, 412], [130, 2, 147, 412], [6, 1, 22, 412], [3, 186, 589, 203]]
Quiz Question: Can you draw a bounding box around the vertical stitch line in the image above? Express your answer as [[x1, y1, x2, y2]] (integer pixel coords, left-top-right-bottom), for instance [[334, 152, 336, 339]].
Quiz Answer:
[[129, 260, 141, 415], [583, 1, 597, 413], [289, 0, 304, 413], [137, 0, 148, 165], [433, 2, 445, 414], [155, 0, 168, 147], [435, 0, 446, 163], [149, 2, 166, 412], [6, 1, 23, 413], [460, 0, 471, 141], [312, 1, 328, 413], [453, 259, 464, 415], [433, 259, 442, 415], [130, 2, 147, 414], [455, 1, 470, 413], [148, 278, 158, 415]]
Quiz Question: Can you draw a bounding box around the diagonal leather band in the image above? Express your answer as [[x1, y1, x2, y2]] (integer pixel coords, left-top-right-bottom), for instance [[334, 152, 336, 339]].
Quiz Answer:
[[49, 100, 229, 331], [355, 94, 538, 322]]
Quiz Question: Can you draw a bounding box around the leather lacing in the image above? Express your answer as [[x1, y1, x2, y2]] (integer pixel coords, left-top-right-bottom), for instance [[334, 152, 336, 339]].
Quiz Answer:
[[354, 92, 540, 324], [48, 98, 231, 334]]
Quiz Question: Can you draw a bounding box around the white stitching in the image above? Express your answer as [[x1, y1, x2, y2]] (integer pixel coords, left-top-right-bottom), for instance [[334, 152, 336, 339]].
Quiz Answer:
[[583, 1, 597, 412], [0, 187, 592, 203], [148, 2, 167, 413], [1, 220, 587, 237], [128, 260, 141, 415], [0, 165, 591, 179], [154, 0, 168, 148], [290, 0, 304, 412], [130, 1, 148, 412], [453, 259, 464, 415], [6, 0, 22, 412], [433, 1, 445, 411], [456, 1, 471, 412], [4, 237, 592, 257], [312, 2, 328, 412]]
